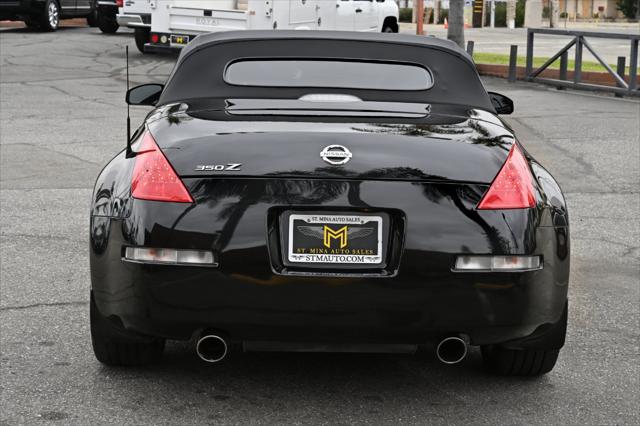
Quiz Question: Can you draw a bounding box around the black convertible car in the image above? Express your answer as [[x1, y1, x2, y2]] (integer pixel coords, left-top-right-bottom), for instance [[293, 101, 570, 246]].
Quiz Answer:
[[90, 31, 569, 376]]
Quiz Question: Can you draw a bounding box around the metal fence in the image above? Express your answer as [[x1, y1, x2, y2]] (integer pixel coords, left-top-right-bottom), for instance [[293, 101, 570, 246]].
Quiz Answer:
[[523, 28, 639, 97]]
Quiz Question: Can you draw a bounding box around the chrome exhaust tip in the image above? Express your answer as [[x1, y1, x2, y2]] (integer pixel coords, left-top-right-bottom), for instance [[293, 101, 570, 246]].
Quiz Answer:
[[436, 336, 468, 364], [196, 334, 228, 363]]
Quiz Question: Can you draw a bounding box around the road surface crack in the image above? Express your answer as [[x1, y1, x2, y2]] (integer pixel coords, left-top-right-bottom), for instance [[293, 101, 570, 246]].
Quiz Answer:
[[0, 301, 87, 312]]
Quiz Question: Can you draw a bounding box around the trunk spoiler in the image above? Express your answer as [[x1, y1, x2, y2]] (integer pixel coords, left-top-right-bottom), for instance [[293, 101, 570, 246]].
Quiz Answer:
[[225, 98, 431, 118]]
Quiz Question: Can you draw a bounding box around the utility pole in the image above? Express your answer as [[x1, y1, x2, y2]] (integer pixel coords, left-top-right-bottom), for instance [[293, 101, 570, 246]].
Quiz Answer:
[[416, 0, 425, 35], [447, 0, 465, 48]]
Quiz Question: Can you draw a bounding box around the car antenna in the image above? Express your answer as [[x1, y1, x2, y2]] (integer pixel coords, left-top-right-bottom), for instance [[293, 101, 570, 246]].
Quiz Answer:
[[125, 45, 133, 157]]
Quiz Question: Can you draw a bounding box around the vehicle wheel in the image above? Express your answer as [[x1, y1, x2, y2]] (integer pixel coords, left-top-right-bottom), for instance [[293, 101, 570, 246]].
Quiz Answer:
[[134, 27, 150, 53], [97, 8, 119, 33], [38, 0, 59, 31], [86, 3, 99, 27], [481, 346, 560, 376], [24, 17, 41, 29], [90, 292, 165, 366], [482, 303, 566, 376], [382, 25, 395, 33]]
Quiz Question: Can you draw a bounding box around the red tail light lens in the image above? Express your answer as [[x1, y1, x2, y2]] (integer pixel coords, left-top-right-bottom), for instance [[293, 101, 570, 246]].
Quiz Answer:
[[116, 0, 123, 7], [477, 144, 536, 210], [131, 131, 193, 203]]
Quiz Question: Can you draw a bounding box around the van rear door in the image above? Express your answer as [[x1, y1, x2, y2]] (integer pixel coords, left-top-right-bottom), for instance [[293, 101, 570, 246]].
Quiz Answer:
[[288, 0, 318, 28]]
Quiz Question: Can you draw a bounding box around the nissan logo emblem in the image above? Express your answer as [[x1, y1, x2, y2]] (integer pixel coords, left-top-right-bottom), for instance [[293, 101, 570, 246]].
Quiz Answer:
[[320, 145, 352, 165]]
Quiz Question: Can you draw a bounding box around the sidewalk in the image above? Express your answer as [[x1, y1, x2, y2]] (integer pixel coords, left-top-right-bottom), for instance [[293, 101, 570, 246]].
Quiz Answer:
[[399, 23, 637, 64], [399, 21, 640, 34]]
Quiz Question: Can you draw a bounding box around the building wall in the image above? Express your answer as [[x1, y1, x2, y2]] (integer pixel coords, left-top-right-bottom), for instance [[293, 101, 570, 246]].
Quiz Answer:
[[559, 0, 623, 18]]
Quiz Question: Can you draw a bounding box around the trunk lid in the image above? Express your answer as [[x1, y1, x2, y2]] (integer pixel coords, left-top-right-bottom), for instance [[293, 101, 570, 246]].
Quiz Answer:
[[147, 110, 514, 184]]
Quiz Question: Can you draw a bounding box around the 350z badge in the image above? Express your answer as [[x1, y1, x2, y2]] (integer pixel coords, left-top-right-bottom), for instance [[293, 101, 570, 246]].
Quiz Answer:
[[194, 163, 242, 171]]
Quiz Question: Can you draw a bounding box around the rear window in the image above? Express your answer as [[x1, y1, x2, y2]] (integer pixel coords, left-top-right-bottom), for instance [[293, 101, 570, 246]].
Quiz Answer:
[[224, 59, 434, 91]]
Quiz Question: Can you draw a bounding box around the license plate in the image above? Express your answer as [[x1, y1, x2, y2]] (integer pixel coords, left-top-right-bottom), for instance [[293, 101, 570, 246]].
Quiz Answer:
[[170, 34, 190, 45], [287, 214, 383, 264]]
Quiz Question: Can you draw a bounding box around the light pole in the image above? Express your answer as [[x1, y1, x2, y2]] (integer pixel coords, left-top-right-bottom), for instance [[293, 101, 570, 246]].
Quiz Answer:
[[416, 0, 425, 35]]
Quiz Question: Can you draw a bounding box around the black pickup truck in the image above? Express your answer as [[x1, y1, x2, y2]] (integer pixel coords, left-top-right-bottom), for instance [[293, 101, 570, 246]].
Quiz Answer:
[[0, 0, 99, 31]]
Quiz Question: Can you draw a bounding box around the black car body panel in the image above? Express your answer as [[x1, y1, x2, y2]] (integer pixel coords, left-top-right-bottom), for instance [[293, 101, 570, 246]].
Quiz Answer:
[[0, 0, 94, 21], [90, 31, 569, 351]]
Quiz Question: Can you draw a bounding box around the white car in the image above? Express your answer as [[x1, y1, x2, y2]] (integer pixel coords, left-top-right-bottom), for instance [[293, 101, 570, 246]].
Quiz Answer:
[[144, 0, 399, 54]]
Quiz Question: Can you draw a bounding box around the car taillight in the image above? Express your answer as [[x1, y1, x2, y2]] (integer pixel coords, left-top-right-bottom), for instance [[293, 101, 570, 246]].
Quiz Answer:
[[116, 0, 124, 7], [150, 33, 159, 43], [477, 144, 536, 210], [131, 131, 193, 203]]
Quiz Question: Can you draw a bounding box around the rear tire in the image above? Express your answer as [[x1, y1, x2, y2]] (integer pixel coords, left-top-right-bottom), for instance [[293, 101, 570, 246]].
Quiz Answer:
[[134, 27, 150, 53], [38, 0, 59, 31], [97, 8, 119, 33], [90, 293, 165, 366], [482, 303, 567, 376], [481, 346, 560, 376]]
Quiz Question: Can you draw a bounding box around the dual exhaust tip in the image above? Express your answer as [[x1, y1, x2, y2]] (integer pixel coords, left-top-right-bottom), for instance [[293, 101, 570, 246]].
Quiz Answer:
[[196, 333, 468, 365], [196, 334, 228, 363], [435, 336, 468, 365]]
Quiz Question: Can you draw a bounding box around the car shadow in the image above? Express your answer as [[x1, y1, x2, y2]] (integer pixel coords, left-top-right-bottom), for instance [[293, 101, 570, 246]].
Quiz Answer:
[[92, 340, 551, 416]]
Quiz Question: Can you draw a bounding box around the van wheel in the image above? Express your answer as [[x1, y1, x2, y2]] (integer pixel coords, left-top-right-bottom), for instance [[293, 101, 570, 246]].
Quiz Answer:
[[38, 0, 59, 31], [90, 292, 165, 366], [134, 27, 150, 53], [381, 17, 398, 33], [97, 8, 119, 33]]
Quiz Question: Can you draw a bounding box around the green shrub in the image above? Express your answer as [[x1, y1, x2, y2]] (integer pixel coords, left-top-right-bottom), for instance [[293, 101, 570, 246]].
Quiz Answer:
[[616, 0, 639, 18], [399, 7, 413, 23], [516, 0, 525, 27], [494, 2, 506, 26], [438, 9, 448, 25]]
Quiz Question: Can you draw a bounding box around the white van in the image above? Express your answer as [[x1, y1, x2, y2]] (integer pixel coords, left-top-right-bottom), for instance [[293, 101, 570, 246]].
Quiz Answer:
[[144, 0, 399, 53], [117, 0, 154, 52]]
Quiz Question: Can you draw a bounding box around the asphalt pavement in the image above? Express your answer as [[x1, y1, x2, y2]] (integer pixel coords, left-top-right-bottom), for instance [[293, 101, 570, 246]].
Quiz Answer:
[[1, 25, 639, 425]]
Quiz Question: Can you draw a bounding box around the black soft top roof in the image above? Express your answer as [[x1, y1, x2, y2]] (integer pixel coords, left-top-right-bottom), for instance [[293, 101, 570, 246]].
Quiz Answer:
[[158, 30, 494, 111]]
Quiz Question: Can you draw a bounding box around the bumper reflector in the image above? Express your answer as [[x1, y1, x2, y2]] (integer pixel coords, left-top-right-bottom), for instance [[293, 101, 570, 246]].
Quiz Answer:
[[124, 247, 216, 266], [454, 255, 541, 272]]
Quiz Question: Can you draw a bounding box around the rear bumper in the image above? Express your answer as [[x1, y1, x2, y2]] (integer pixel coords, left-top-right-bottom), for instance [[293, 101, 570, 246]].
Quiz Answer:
[[143, 43, 181, 54], [116, 12, 149, 28], [91, 219, 569, 346], [96, 0, 117, 7], [90, 173, 569, 347]]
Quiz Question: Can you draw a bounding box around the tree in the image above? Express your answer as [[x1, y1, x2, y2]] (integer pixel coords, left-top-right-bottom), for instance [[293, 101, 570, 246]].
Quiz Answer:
[[447, 0, 465, 48], [616, 0, 639, 18], [549, 0, 560, 28], [506, 0, 517, 28]]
